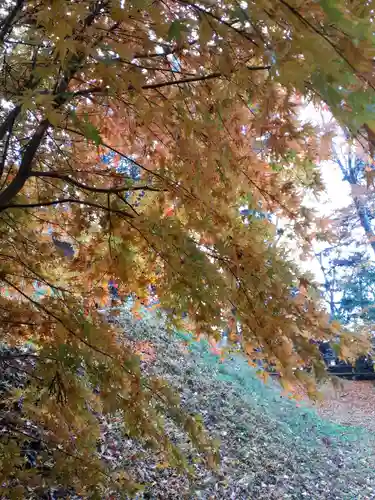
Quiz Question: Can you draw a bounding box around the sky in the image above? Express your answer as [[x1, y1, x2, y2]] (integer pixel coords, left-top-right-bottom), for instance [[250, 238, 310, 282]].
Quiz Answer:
[[301, 103, 351, 213], [296, 103, 353, 283]]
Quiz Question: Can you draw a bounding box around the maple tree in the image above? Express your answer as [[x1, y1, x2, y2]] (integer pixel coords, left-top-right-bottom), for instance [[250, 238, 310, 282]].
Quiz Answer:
[[1, 0, 375, 495]]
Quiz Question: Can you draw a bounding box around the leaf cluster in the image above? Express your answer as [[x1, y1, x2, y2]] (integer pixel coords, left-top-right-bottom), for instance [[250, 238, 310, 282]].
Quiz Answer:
[[0, 0, 374, 494]]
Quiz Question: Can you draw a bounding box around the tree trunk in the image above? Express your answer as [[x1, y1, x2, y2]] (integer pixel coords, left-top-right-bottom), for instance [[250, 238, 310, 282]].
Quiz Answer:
[[353, 196, 375, 255]]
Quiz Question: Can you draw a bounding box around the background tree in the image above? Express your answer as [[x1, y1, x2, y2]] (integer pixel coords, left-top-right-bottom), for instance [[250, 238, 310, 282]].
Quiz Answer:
[[312, 117, 375, 326], [315, 243, 369, 321], [1, 0, 375, 495], [331, 138, 375, 255], [337, 262, 375, 325]]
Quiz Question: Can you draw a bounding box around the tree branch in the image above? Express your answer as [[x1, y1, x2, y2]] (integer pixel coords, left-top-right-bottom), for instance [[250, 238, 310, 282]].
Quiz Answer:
[[0, 3, 109, 207], [73, 65, 270, 96], [0, 105, 21, 142], [0, 0, 24, 43], [0, 106, 18, 181], [60, 126, 196, 200], [179, 0, 260, 46], [278, 0, 375, 91], [0, 119, 50, 207], [0, 197, 135, 218], [141, 67, 270, 90], [30, 170, 167, 194]]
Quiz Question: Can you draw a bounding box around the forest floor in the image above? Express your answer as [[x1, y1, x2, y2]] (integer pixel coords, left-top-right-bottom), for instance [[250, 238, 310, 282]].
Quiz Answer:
[[100, 304, 375, 500], [4, 303, 375, 499], [312, 380, 375, 432]]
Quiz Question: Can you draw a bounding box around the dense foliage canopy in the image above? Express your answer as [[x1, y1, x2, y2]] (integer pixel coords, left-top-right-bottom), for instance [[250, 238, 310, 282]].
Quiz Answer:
[[1, 0, 375, 495]]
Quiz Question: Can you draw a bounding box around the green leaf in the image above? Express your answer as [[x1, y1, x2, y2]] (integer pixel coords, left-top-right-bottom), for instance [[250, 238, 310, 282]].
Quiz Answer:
[[328, 86, 342, 105], [168, 20, 187, 42], [71, 111, 102, 145], [233, 7, 248, 24], [83, 122, 102, 146], [199, 16, 214, 46], [319, 0, 343, 22]]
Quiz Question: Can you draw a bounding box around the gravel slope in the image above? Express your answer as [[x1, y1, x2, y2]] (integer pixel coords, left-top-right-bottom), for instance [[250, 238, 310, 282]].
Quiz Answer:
[[103, 305, 375, 500]]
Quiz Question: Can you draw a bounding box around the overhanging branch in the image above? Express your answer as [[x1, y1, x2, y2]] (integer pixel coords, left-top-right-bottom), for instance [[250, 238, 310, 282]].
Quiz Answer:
[[30, 171, 167, 194], [141, 66, 270, 90], [0, 119, 50, 207], [72, 65, 270, 96], [0, 197, 135, 218]]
